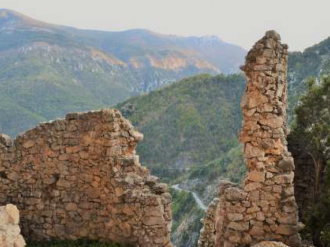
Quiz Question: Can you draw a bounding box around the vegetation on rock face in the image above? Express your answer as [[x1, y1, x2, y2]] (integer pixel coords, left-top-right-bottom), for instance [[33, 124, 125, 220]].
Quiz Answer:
[[289, 76, 330, 246]]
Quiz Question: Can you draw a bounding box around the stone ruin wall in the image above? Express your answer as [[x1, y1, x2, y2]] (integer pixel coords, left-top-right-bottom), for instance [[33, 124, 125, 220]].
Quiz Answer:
[[198, 197, 220, 246], [0, 109, 172, 247], [198, 31, 303, 247]]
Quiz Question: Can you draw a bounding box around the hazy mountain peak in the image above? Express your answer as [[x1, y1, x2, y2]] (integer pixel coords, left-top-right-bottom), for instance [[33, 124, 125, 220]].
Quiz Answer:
[[121, 28, 161, 36], [0, 8, 58, 31], [197, 35, 223, 45], [0, 9, 24, 19], [0, 9, 34, 23]]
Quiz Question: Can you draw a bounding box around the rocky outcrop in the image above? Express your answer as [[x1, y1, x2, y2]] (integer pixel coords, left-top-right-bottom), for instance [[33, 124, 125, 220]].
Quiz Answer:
[[0, 204, 26, 247], [0, 109, 172, 247], [198, 31, 303, 247]]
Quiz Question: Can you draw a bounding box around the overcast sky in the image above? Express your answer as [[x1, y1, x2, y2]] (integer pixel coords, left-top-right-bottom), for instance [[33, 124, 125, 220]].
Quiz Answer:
[[0, 0, 329, 51]]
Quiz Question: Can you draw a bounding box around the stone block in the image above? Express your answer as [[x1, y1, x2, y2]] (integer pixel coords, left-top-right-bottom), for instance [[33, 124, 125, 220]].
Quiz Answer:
[[225, 187, 247, 201], [278, 157, 295, 172], [0, 134, 12, 147], [248, 171, 265, 182], [0, 204, 26, 247], [244, 182, 262, 192], [228, 222, 249, 231], [227, 213, 244, 222]]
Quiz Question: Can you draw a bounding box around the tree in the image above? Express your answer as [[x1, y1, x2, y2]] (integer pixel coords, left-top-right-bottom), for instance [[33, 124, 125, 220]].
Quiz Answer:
[[290, 76, 330, 246], [291, 76, 330, 195]]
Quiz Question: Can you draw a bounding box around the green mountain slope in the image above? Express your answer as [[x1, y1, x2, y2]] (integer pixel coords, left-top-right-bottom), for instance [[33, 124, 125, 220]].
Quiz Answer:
[[0, 9, 136, 136], [117, 74, 246, 181], [0, 40, 133, 136]]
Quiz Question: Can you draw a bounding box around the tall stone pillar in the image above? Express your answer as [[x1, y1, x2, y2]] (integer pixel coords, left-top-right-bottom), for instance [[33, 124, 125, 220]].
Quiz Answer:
[[239, 30, 302, 246], [198, 31, 303, 247]]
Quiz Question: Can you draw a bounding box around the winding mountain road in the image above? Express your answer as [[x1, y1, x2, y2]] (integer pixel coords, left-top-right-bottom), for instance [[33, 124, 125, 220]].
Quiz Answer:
[[172, 184, 207, 211]]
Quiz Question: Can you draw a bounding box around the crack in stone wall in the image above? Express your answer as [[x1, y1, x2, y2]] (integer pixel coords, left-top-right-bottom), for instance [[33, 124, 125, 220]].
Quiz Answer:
[[0, 109, 172, 247], [198, 31, 303, 247]]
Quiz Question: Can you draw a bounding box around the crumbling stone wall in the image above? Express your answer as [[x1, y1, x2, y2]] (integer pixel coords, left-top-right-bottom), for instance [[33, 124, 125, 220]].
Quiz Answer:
[[198, 31, 303, 247], [198, 197, 220, 246], [0, 109, 172, 247]]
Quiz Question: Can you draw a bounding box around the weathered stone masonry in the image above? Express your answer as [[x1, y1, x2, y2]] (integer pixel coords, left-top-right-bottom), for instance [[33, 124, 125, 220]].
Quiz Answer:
[[198, 31, 303, 247], [0, 109, 172, 247]]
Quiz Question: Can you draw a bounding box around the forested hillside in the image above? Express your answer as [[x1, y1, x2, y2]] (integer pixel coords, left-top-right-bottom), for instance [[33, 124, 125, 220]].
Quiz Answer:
[[117, 74, 246, 182], [289, 76, 330, 246]]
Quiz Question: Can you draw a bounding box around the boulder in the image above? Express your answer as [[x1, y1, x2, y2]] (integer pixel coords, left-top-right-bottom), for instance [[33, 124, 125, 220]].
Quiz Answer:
[[0, 204, 26, 247]]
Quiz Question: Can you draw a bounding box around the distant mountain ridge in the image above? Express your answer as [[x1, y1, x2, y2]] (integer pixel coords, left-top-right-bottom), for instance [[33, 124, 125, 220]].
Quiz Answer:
[[0, 9, 246, 137], [0, 9, 246, 77]]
